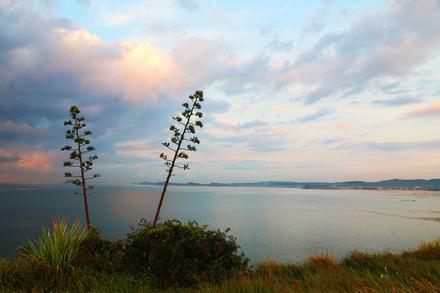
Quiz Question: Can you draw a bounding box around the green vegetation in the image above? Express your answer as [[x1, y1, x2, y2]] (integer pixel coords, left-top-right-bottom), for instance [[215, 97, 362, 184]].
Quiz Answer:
[[20, 218, 87, 274], [124, 219, 248, 287], [1, 220, 440, 292], [62, 105, 100, 228]]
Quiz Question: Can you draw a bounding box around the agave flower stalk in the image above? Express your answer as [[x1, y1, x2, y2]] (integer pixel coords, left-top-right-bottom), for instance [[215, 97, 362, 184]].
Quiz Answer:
[[153, 90, 205, 226], [61, 105, 100, 228]]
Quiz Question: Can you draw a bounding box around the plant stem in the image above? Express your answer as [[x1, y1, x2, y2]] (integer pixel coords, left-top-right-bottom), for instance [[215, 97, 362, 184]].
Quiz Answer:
[[74, 117, 91, 229], [153, 98, 198, 226]]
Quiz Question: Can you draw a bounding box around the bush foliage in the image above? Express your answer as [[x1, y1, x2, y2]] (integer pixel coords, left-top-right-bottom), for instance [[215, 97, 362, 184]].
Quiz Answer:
[[124, 219, 249, 287]]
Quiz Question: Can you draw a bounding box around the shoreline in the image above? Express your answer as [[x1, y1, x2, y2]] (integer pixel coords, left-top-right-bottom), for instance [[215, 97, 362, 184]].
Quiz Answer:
[[136, 182, 440, 192]]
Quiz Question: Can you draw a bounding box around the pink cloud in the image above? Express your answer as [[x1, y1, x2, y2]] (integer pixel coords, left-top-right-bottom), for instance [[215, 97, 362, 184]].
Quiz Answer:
[[16, 151, 57, 173], [5, 24, 237, 104], [400, 101, 440, 119], [336, 122, 353, 130], [0, 149, 58, 173]]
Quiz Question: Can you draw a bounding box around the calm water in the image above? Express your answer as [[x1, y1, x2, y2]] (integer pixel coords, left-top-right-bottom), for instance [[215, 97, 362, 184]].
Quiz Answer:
[[1, 184, 440, 262]]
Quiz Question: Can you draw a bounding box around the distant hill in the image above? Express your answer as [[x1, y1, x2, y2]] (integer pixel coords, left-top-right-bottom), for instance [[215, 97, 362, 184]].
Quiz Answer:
[[138, 179, 440, 190]]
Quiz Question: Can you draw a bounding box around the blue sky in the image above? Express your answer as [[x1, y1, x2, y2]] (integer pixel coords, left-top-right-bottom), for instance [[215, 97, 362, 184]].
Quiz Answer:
[[0, 0, 439, 184]]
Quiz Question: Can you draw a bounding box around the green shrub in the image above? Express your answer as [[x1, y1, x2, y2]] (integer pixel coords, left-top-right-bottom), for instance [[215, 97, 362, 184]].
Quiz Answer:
[[77, 226, 125, 271], [20, 218, 87, 274], [124, 219, 249, 288]]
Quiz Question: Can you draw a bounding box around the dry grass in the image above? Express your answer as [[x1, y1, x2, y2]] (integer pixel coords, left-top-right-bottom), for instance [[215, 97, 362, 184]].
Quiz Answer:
[[306, 252, 338, 267]]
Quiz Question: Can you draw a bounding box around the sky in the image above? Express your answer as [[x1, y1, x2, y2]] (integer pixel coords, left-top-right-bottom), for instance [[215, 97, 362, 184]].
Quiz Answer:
[[0, 0, 439, 184]]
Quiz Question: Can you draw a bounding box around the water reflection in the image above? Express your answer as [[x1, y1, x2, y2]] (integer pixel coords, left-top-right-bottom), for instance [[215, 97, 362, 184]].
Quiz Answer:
[[1, 184, 440, 262]]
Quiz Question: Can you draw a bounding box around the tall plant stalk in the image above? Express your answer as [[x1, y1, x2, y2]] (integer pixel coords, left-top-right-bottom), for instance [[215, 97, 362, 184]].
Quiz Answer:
[[62, 105, 100, 228], [153, 90, 204, 226]]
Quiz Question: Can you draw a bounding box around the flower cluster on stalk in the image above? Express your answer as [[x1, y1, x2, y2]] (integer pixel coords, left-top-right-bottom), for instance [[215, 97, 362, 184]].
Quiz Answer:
[[160, 90, 204, 173], [61, 105, 100, 191]]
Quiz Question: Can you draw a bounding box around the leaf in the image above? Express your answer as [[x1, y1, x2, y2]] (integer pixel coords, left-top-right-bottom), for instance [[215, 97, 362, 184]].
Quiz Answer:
[[195, 90, 203, 97], [190, 137, 200, 144], [70, 151, 78, 159], [178, 152, 189, 159], [69, 105, 80, 115], [61, 145, 72, 151], [63, 161, 73, 167]]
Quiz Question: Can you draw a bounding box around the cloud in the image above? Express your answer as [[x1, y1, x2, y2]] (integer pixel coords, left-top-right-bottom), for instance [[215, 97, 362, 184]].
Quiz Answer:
[[175, 0, 199, 11], [297, 108, 333, 123], [0, 5, 260, 107], [337, 139, 440, 151], [0, 3, 267, 165], [222, 160, 265, 170], [276, 0, 440, 104], [212, 117, 268, 130], [0, 0, 439, 183], [0, 148, 58, 173], [373, 95, 423, 107], [114, 140, 157, 159], [301, 6, 328, 37], [267, 39, 293, 52], [206, 126, 287, 153], [0, 156, 17, 163], [400, 101, 440, 119], [0, 121, 49, 142]]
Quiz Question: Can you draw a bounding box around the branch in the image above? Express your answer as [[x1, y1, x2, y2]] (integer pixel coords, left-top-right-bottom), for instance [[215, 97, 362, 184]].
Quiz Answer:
[[164, 145, 176, 152]]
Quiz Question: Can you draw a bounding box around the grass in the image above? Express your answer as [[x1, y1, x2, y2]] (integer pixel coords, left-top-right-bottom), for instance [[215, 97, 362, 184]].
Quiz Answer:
[[194, 241, 440, 292], [1, 227, 440, 292], [20, 218, 87, 273]]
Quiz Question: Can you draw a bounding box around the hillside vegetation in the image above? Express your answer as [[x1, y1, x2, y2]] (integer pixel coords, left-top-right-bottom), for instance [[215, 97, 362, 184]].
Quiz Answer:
[[1, 219, 440, 292]]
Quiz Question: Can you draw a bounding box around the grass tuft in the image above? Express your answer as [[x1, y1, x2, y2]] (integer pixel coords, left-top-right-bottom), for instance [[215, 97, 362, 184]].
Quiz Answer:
[[306, 252, 338, 267], [403, 238, 440, 260], [20, 218, 87, 274]]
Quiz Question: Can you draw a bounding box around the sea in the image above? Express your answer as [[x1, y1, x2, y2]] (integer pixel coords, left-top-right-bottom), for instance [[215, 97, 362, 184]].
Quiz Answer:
[[1, 184, 440, 263]]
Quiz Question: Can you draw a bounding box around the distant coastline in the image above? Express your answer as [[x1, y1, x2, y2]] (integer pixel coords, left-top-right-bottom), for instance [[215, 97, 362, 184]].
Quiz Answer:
[[137, 179, 440, 191]]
